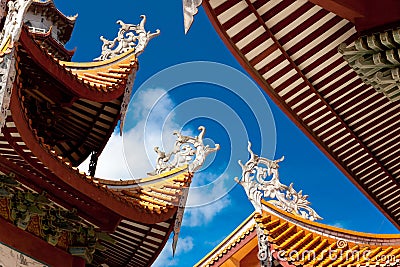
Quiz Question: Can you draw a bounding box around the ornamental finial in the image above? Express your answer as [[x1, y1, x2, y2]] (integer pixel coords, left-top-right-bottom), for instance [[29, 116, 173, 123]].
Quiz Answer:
[[236, 142, 322, 221], [182, 0, 202, 34], [94, 15, 160, 61], [148, 126, 220, 175]]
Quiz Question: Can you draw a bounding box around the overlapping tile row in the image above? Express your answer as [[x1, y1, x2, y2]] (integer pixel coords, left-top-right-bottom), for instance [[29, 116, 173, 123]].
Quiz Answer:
[[204, 0, 400, 226], [256, 205, 400, 267], [98, 167, 192, 214], [61, 54, 137, 93], [197, 203, 400, 267]]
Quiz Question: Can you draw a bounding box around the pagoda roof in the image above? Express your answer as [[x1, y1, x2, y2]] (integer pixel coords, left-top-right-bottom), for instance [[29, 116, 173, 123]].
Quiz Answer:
[[29, 0, 77, 44], [203, 0, 400, 228], [20, 26, 136, 101], [196, 202, 400, 267], [1, 54, 197, 265], [0, 98, 193, 265], [14, 26, 138, 166]]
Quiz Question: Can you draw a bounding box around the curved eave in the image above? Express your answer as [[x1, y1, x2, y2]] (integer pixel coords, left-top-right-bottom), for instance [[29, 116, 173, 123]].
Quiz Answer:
[[203, 0, 400, 229], [197, 202, 400, 267], [96, 165, 192, 215], [30, 0, 76, 43], [92, 167, 192, 266], [32, 0, 77, 24], [19, 27, 135, 102], [260, 202, 400, 267], [10, 80, 181, 226], [30, 28, 75, 59]]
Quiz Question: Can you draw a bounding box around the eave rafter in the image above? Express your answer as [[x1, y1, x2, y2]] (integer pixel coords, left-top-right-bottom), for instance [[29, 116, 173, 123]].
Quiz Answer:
[[202, 0, 400, 228]]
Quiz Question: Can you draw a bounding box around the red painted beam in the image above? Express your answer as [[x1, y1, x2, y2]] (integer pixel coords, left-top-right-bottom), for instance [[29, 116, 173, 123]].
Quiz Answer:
[[0, 216, 84, 267], [308, 0, 400, 32]]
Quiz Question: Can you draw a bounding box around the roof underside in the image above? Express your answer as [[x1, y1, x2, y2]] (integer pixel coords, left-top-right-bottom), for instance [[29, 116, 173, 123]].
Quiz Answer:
[[0, 50, 191, 265], [17, 27, 138, 166], [203, 0, 400, 228], [0, 101, 187, 265]]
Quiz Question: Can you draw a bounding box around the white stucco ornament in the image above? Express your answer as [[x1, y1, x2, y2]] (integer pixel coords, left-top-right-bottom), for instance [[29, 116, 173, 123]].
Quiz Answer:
[[149, 126, 220, 175], [94, 15, 160, 61], [94, 15, 160, 134], [182, 0, 202, 34], [236, 142, 322, 221], [0, 0, 34, 132]]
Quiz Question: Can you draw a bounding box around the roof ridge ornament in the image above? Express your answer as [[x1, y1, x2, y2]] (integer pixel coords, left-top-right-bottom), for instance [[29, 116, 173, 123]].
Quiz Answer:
[[94, 15, 160, 61], [183, 0, 202, 34], [236, 142, 322, 221], [148, 126, 220, 175]]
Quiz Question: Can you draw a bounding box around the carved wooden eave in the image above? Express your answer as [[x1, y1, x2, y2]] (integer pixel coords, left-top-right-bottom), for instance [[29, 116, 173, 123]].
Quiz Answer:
[[202, 0, 400, 229]]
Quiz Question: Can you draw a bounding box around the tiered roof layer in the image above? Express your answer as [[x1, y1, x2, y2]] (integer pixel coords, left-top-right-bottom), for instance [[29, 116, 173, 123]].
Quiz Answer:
[[203, 0, 400, 228]]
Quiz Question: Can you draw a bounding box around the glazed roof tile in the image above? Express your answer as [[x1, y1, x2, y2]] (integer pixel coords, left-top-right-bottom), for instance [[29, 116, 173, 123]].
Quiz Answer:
[[59, 48, 137, 93], [197, 202, 400, 267], [21, 27, 137, 98]]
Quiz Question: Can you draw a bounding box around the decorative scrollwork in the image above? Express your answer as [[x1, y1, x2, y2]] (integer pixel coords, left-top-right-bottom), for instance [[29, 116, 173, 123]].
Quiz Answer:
[[0, 173, 114, 258], [236, 142, 322, 221], [182, 0, 202, 34], [256, 224, 273, 267], [148, 126, 220, 175], [0, 0, 33, 50], [94, 15, 160, 61], [0, 0, 34, 132]]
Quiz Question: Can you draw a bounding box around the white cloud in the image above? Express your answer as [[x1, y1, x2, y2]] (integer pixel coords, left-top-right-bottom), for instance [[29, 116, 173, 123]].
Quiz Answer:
[[80, 87, 180, 179], [330, 221, 346, 229], [183, 173, 231, 227], [152, 236, 194, 267]]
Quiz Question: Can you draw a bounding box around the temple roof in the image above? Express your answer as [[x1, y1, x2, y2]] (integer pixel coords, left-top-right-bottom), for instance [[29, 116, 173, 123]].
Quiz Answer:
[[20, 26, 137, 100], [28, 0, 77, 44], [0, 4, 183, 265], [196, 202, 400, 267], [14, 26, 138, 166], [96, 165, 192, 215], [1, 90, 198, 265], [203, 0, 400, 228]]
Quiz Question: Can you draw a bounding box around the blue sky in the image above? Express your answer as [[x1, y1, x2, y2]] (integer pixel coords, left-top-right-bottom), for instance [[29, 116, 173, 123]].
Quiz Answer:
[[54, 1, 398, 266]]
